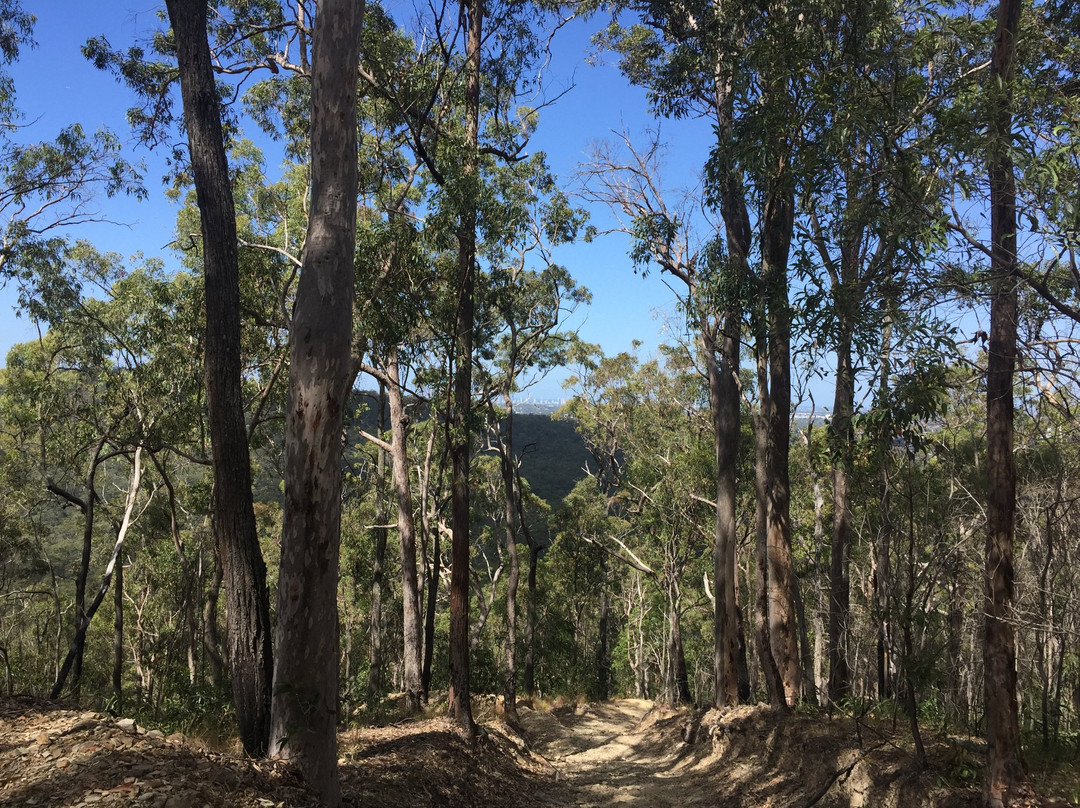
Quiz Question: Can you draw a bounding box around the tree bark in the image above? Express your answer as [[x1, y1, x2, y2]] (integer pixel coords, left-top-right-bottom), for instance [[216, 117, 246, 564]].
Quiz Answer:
[[753, 368, 786, 709], [983, 0, 1031, 804], [828, 325, 854, 705], [387, 352, 423, 712], [112, 543, 124, 714], [367, 382, 388, 708], [705, 322, 741, 708], [499, 396, 520, 723], [165, 0, 273, 757], [875, 313, 894, 701], [269, 1, 364, 803], [762, 185, 801, 708], [447, 0, 483, 738]]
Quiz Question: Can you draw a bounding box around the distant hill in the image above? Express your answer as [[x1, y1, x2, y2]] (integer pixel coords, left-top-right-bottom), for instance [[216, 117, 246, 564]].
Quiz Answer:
[[343, 392, 589, 511], [511, 413, 590, 508]]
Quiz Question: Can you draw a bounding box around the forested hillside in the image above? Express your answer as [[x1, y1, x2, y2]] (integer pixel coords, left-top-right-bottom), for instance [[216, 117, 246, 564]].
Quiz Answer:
[[1, 0, 1079, 807]]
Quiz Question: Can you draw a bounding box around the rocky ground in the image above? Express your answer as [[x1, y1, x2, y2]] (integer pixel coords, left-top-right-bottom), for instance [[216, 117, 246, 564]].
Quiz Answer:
[[1, 694, 1075, 807]]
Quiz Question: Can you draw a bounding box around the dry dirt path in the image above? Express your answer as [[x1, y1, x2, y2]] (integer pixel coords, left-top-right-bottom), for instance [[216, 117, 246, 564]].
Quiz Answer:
[[519, 699, 702, 807]]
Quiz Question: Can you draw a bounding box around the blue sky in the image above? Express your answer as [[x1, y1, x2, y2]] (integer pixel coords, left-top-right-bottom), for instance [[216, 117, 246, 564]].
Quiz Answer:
[[0, 2, 722, 401]]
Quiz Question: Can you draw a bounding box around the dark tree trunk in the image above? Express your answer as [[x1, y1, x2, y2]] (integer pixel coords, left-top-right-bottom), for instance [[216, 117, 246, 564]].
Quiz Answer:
[[269, 1, 364, 803], [499, 397, 520, 723], [447, 0, 483, 739], [828, 326, 854, 705], [705, 322, 741, 708], [421, 509, 441, 700], [112, 549, 123, 714], [367, 382, 389, 708], [71, 442, 105, 704], [762, 186, 800, 708], [875, 313, 894, 701], [708, 61, 750, 710], [165, 0, 273, 757], [735, 605, 752, 702], [388, 353, 423, 711], [753, 367, 786, 709], [983, 1, 1030, 804]]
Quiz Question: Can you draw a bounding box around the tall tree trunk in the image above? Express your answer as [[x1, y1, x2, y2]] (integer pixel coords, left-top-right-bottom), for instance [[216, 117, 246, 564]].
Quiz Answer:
[[709, 54, 750, 710], [705, 322, 741, 708], [270, 1, 364, 803], [499, 396, 520, 723], [387, 352, 423, 711], [828, 325, 854, 704], [447, 0, 483, 738], [984, 0, 1030, 804], [762, 185, 800, 708], [875, 312, 894, 701], [367, 382, 389, 708], [165, 0, 273, 757]]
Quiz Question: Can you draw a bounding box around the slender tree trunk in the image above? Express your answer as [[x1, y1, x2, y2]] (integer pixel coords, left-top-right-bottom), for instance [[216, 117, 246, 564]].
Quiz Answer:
[[165, 0, 273, 757], [269, 2, 364, 803], [984, 1, 1030, 804], [113, 549, 123, 714], [447, 0, 483, 738], [792, 576, 816, 705], [596, 559, 611, 702], [499, 395, 520, 723], [828, 326, 854, 705], [367, 382, 389, 708], [669, 582, 692, 706], [202, 553, 225, 687], [388, 353, 423, 711], [45, 434, 107, 703], [875, 312, 894, 701], [52, 448, 145, 701], [422, 514, 441, 700]]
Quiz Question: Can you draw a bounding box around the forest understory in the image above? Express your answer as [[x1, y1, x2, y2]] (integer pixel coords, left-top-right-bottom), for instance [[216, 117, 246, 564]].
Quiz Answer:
[[1, 695, 1076, 808]]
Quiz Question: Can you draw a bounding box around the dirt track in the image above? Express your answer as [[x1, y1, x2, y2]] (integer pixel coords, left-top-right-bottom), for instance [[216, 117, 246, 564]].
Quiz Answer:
[[523, 699, 678, 806]]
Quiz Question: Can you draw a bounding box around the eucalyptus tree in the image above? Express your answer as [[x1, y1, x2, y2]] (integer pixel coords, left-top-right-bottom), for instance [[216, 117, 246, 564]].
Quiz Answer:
[[982, 0, 1031, 804], [596, 0, 831, 706], [792, 0, 956, 705], [268, 0, 365, 802], [163, 0, 274, 756], [577, 130, 745, 707]]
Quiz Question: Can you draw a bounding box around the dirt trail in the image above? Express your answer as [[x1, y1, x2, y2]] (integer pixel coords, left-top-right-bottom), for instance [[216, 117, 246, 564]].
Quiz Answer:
[[520, 699, 697, 807]]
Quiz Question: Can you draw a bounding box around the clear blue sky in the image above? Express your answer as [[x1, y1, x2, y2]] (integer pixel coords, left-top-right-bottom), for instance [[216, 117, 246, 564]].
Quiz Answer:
[[0, 2, 758, 402]]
